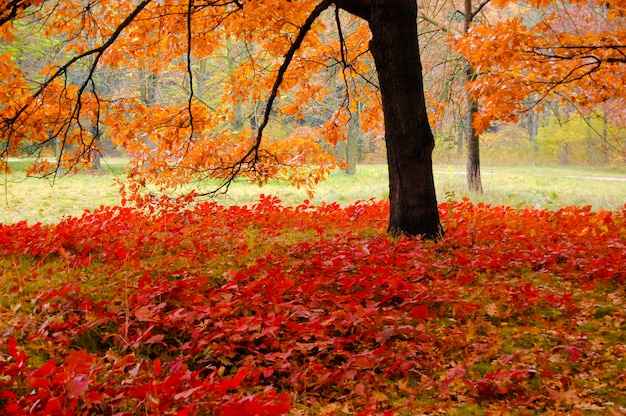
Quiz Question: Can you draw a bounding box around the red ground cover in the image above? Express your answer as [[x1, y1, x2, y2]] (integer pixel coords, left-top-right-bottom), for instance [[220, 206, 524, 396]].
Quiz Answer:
[[1, 196, 625, 414]]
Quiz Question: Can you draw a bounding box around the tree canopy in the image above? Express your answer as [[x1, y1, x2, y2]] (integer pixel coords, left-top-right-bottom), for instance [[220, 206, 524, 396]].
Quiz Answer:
[[453, 0, 626, 134], [1, 0, 371, 190]]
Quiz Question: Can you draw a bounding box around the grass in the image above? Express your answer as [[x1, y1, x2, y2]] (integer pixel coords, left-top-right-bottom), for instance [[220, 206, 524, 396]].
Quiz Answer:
[[1, 159, 625, 224]]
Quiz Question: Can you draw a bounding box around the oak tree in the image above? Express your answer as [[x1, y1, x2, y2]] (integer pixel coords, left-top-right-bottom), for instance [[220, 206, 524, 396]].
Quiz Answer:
[[0, 0, 443, 239], [336, 0, 442, 237]]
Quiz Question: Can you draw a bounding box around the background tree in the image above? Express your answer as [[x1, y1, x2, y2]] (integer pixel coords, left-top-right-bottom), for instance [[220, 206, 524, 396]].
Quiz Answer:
[[416, 0, 624, 169], [414, 0, 491, 192], [453, 0, 626, 153], [461, 0, 490, 193]]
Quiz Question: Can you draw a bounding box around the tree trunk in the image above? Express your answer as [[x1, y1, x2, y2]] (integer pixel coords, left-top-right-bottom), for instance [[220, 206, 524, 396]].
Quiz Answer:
[[367, 0, 442, 238], [226, 38, 246, 132], [92, 151, 102, 171], [140, 69, 158, 152], [456, 111, 464, 158], [527, 105, 539, 153], [464, 0, 482, 193], [466, 75, 483, 193], [601, 113, 609, 163]]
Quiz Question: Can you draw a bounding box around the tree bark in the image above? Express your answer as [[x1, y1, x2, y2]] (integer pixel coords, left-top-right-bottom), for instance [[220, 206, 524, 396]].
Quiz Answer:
[[464, 0, 483, 193], [466, 65, 483, 193], [527, 105, 539, 153], [366, 0, 442, 238]]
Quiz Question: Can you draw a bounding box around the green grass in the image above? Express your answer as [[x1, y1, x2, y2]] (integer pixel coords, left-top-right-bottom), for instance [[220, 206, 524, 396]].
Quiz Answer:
[[1, 160, 625, 224], [1, 158, 125, 224], [446, 165, 626, 210]]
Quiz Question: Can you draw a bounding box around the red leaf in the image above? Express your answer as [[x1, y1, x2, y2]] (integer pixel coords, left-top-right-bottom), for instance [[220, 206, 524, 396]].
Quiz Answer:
[[353, 383, 365, 396], [3, 403, 20, 413], [66, 349, 93, 374], [0, 390, 18, 400], [217, 392, 291, 416], [7, 337, 18, 357], [153, 358, 162, 376], [552, 345, 581, 362], [36, 359, 57, 376], [173, 385, 203, 400], [216, 367, 248, 393], [145, 334, 166, 345], [411, 305, 429, 321], [134, 306, 159, 322], [66, 375, 89, 398]]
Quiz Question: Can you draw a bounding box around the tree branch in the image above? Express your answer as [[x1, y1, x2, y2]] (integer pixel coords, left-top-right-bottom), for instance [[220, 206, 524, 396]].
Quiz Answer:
[[186, 0, 195, 136], [332, 0, 371, 21], [470, 0, 491, 21], [209, 0, 334, 194], [0, 0, 34, 27]]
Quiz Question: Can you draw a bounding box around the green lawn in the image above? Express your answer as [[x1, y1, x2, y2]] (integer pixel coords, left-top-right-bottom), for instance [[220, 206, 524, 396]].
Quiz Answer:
[[1, 160, 625, 224]]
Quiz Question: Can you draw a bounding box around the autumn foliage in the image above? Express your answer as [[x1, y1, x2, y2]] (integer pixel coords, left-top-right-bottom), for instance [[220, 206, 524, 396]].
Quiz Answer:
[[453, 0, 626, 134], [1, 197, 625, 414], [0, 0, 377, 192]]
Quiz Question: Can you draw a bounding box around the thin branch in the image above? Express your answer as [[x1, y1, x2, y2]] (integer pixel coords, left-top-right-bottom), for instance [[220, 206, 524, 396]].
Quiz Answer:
[[335, 7, 347, 67], [186, 0, 195, 138], [334, 7, 353, 116], [470, 0, 491, 21], [531, 44, 626, 64], [0, 0, 32, 27], [207, 0, 335, 195], [418, 12, 451, 34]]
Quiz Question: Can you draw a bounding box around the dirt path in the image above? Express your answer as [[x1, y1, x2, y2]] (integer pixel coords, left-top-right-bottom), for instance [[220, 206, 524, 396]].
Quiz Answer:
[[566, 175, 626, 182], [434, 171, 626, 182]]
